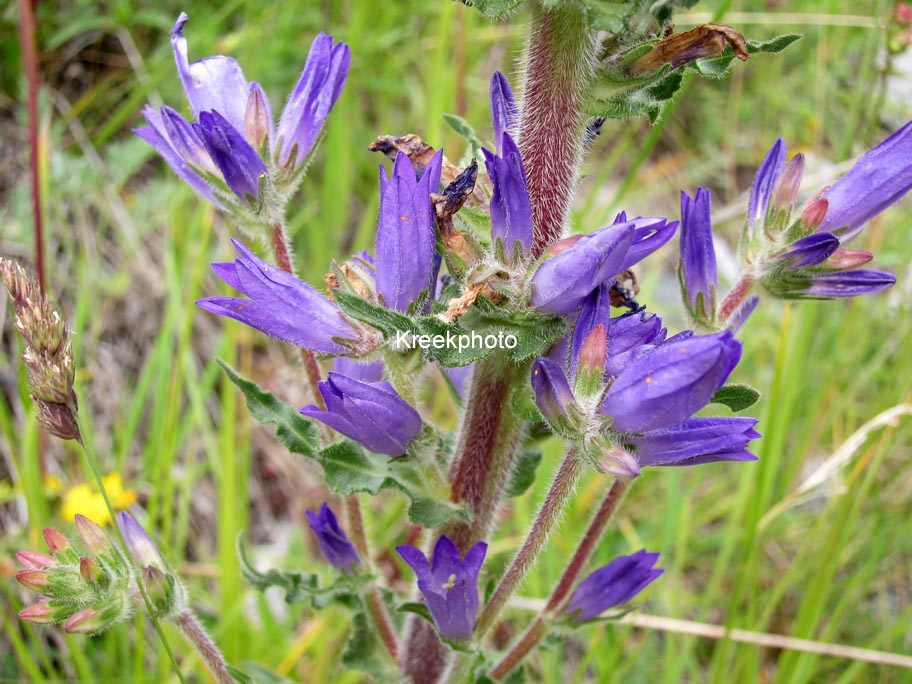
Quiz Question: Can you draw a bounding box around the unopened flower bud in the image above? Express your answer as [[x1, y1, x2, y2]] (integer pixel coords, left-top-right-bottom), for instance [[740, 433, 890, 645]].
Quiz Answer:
[[598, 446, 641, 480], [43, 527, 71, 554], [75, 514, 112, 555], [826, 249, 874, 269], [79, 556, 104, 583], [531, 358, 576, 432], [117, 511, 165, 569], [16, 550, 56, 571], [770, 153, 805, 216], [245, 83, 272, 151], [63, 604, 121, 635], [575, 324, 608, 399], [801, 197, 829, 230], [18, 602, 58, 624], [16, 570, 51, 592]]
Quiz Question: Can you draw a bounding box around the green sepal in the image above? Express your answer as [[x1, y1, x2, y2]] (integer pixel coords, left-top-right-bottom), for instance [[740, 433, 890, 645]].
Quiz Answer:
[[397, 601, 433, 623], [334, 291, 419, 340], [444, 113, 485, 163], [457, 0, 525, 18], [710, 383, 761, 412]]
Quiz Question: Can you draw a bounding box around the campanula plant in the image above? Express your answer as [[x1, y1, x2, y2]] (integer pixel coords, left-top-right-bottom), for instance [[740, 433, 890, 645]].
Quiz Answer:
[[6, 2, 911, 683]]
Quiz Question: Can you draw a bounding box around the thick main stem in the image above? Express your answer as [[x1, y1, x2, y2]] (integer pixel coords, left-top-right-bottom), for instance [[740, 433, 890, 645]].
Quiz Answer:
[[518, 1, 597, 256], [490, 479, 630, 680], [400, 356, 526, 682], [18, 0, 44, 292], [476, 448, 583, 636], [176, 611, 235, 684]]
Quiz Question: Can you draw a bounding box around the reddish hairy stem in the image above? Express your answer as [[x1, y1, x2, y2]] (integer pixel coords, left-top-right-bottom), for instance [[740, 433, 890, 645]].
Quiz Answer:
[[490, 479, 630, 680], [176, 611, 235, 684], [518, 1, 596, 256], [18, 0, 44, 292]]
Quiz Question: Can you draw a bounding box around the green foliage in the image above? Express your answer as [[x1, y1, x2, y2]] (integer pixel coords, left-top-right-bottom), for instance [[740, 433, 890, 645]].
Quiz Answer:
[[457, 0, 526, 18], [504, 449, 543, 498], [710, 384, 762, 412]]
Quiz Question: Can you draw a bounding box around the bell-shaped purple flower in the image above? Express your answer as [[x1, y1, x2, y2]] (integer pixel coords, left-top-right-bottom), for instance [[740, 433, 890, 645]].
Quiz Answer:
[[530, 222, 634, 315], [786, 269, 897, 299], [276, 33, 351, 168], [566, 550, 663, 622], [197, 239, 358, 355], [332, 357, 384, 383], [816, 120, 912, 242], [305, 503, 360, 574], [679, 188, 717, 322], [396, 535, 487, 640], [482, 133, 533, 257], [746, 138, 786, 239], [531, 357, 576, 427], [300, 372, 422, 456], [601, 331, 742, 433], [490, 71, 518, 150], [375, 152, 443, 312], [625, 417, 760, 467], [774, 232, 840, 269]]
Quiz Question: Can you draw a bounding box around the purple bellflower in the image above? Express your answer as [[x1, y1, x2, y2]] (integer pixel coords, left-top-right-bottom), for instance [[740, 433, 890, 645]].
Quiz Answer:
[[625, 417, 760, 467], [375, 152, 443, 312], [482, 132, 533, 257], [679, 188, 718, 323], [396, 535, 487, 640], [136, 13, 349, 206], [197, 239, 359, 355], [566, 550, 663, 622], [601, 331, 742, 433], [300, 372, 422, 456], [816, 119, 912, 242], [305, 503, 360, 574], [117, 512, 166, 570], [490, 71, 518, 150]]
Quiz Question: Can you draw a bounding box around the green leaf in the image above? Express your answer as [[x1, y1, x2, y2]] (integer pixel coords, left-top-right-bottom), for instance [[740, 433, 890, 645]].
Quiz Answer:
[[217, 359, 320, 456], [444, 113, 485, 160], [342, 608, 397, 677], [504, 449, 543, 498], [397, 601, 433, 624], [748, 33, 802, 54], [455, 296, 567, 363], [229, 663, 295, 684], [710, 383, 761, 412], [334, 291, 417, 339], [457, 0, 525, 18]]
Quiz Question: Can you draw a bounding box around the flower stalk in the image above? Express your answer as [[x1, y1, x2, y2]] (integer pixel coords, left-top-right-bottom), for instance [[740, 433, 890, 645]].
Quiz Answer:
[[176, 611, 235, 684]]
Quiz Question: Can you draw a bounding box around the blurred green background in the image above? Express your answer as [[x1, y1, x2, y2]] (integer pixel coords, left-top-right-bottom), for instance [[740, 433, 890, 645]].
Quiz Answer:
[[1, 0, 911, 682]]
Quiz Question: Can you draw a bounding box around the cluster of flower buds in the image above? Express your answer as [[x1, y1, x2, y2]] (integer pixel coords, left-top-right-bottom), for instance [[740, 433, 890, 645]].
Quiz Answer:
[[1, 259, 79, 441], [678, 123, 911, 329], [15, 512, 183, 633], [136, 13, 349, 228]]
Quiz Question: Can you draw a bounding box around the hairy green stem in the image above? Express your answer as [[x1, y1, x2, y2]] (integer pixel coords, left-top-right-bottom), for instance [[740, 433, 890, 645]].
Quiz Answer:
[[518, 0, 597, 256], [476, 448, 583, 637], [175, 611, 235, 684], [490, 479, 630, 680]]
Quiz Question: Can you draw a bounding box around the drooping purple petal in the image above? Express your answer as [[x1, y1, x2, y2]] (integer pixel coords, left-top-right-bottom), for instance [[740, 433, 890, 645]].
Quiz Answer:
[[776, 233, 840, 269], [170, 13, 250, 134], [197, 239, 357, 354], [482, 133, 533, 256], [601, 331, 742, 433], [817, 120, 912, 242], [567, 550, 663, 622], [490, 71, 518, 150], [195, 110, 267, 201], [793, 269, 896, 299], [276, 33, 351, 168], [626, 417, 760, 467], [300, 373, 422, 456], [747, 138, 787, 239], [305, 503, 360, 574], [679, 188, 717, 320], [530, 223, 634, 315], [619, 218, 678, 271], [134, 122, 220, 207]]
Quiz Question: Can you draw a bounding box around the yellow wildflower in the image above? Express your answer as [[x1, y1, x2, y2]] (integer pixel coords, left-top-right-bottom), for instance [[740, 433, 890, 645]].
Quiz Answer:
[[60, 473, 137, 526]]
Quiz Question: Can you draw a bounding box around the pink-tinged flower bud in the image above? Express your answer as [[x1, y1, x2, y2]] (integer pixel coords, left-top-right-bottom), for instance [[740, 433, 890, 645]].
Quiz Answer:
[[16, 570, 50, 592], [18, 602, 57, 624], [16, 550, 56, 570], [117, 511, 165, 569], [79, 557, 103, 583], [64, 607, 110, 635], [598, 446, 642, 480], [245, 83, 272, 150], [575, 324, 608, 399], [801, 197, 829, 230], [75, 514, 112, 555], [770, 153, 805, 215], [142, 565, 170, 602], [826, 249, 874, 269], [43, 527, 71, 553]]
